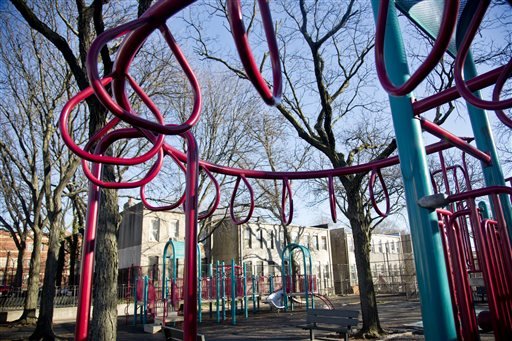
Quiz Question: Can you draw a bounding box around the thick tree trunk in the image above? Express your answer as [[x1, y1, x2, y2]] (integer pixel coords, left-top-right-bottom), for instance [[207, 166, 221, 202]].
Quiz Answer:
[[89, 169, 120, 341], [30, 213, 63, 340], [68, 234, 79, 286], [13, 243, 26, 288], [17, 229, 42, 324], [346, 191, 384, 337], [56, 241, 65, 287]]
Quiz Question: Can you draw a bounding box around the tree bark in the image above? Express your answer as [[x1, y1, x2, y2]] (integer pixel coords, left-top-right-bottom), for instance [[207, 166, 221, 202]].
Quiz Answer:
[[17, 229, 42, 324], [89, 179, 120, 341], [13, 241, 26, 288], [56, 241, 65, 288], [346, 189, 383, 337], [31, 214, 62, 340]]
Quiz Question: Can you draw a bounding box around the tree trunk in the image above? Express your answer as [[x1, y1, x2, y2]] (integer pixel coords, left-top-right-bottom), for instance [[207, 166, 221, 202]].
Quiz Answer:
[[30, 212, 63, 339], [13, 242, 26, 288], [56, 241, 66, 287], [89, 173, 120, 341], [347, 191, 383, 337], [68, 234, 79, 287], [17, 229, 42, 324]]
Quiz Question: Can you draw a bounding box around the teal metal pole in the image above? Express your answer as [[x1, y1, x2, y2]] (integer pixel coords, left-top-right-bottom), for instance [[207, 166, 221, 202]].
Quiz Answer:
[[463, 55, 512, 238], [301, 248, 308, 311], [231, 259, 236, 325], [252, 275, 256, 313], [288, 250, 294, 311], [221, 261, 226, 321], [478, 201, 490, 219], [215, 261, 220, 323], [243, 263, 248, 318], [143, 275, 148, 325], [281, 249, 288, 311], [370, 2, 457, 340]]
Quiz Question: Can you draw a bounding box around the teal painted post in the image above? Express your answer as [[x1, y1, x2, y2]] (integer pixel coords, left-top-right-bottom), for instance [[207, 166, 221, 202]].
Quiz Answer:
[[221, 262, 226, 321], [288, 251, 294, 311], [301, 249, 308, 311], [463, 55, 512, 238], [269, 274, 274, 294], [231, 259, 236, 325], [252, 275, 256, 313], [143, 275, 148, 325], [281, 252, 288, 311], [215, 261, 220, 323], [370, 2, 457, 340], [243, 263, 248, 318], [478, 201, 490, 219]]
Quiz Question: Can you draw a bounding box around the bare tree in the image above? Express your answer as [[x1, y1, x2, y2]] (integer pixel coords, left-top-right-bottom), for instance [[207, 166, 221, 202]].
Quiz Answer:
[[5, 0, 153, 339], [185, 0, 394, 335]]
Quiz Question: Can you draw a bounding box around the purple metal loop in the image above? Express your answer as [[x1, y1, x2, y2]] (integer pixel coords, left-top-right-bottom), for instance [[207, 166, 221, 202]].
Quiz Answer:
[[197, 167, 221, 220], [328, 176, 337, 223], [229, 175, 255, 225], [454, 0, 512, 111], [281, 178, 293, 226], [81, 129, 164, 189], [493, 59, 512, 127], [86, 14, 202, 135], [369, 168, 390, 218], [227, 0, 282, 105], [375, 0, 458, 96], [140, 151, 187, 211], [59, 77, 165, 165]]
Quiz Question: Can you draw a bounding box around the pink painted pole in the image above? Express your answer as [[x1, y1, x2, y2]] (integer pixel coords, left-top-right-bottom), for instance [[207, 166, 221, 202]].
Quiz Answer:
[[182, 131, 199, 341], [75, 163, 102, 341]]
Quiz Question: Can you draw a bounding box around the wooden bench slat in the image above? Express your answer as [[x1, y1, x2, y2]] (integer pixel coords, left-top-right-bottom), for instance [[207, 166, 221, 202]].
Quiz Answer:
[[307, 315, 358, 326], [309, 309, 359, 318], [297, 309, 360, 341]]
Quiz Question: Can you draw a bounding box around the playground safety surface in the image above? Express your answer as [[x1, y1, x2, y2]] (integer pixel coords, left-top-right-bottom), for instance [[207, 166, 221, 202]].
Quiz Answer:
[[0, 295, 494, 340]]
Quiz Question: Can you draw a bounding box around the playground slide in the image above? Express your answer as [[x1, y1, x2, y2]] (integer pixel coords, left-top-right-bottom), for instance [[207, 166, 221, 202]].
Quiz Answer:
[[313, 293, 334, 309], [266, 290, 285, 309]]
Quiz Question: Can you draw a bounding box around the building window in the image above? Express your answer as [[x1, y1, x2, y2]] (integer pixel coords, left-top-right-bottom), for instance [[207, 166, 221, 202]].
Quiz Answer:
[[371, 241, 375, 253], [169, 220, 179, 239], [304, 233, 311, 248], [324, 264, 330, 279], [385, 241, 390, 253], [245, 261, 253, 277], [320, 236, 327, 250], [314, 235, 319, 250], [390, 240, 395, 252], [378, 241, 383, 253], [259, 229, 264, 249], [244, 227, 252, 248], [149, 218, 160, 242], [270, 230, 274, 249], [256, 261, 264, 276], [291, 232, 298, 243]]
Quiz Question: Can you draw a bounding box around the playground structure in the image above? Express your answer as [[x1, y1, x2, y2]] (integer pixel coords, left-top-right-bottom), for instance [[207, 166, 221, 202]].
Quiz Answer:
[[58, 0, 512, 340], [124, 241, 333, 330]]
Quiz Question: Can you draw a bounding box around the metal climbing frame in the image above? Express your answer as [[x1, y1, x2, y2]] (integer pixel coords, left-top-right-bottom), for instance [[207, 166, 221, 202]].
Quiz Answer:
[[58, 1, 512, 340]]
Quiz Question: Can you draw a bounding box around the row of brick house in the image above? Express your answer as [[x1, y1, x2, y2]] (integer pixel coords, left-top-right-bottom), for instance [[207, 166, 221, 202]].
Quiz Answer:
[[118, 202, 417, 295], [1, 200, 416, 294]]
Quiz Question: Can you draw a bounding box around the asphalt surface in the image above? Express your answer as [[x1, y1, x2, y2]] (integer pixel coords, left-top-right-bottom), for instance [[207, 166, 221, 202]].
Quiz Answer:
[[0, 295, 495, 340]]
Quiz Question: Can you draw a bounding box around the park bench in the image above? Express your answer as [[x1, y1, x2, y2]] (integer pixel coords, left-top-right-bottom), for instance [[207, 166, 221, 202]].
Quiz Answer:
[[162, 326, 206, 341], [297, 309, 359, 341]]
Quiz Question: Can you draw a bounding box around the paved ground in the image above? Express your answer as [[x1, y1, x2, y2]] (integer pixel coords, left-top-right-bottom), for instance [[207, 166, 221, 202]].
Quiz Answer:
[[0, 295, 494, 340]]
